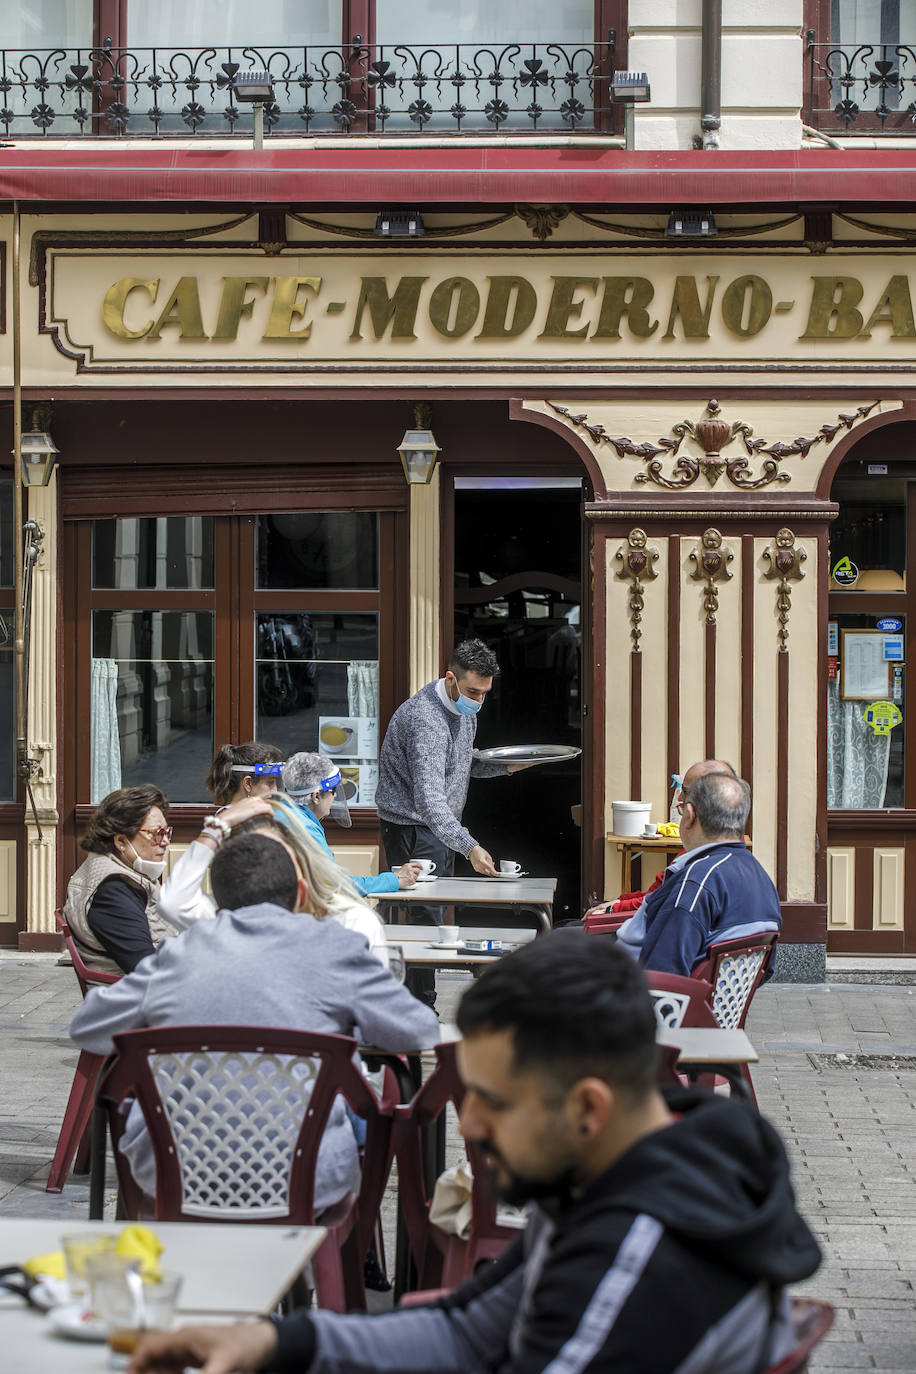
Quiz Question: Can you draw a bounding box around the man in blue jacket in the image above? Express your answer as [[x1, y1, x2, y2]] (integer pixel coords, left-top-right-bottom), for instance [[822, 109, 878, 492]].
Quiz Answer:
[[636, 769, 781, 976]]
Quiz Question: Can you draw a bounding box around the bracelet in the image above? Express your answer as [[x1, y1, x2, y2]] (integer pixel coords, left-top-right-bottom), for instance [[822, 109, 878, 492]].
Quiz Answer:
[[200, 826, 225, 847], [202, 813, 232, 842]]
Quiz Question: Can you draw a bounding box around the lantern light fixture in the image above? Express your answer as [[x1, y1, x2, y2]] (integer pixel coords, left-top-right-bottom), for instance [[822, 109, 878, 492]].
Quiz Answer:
[[16, 406, 59, 487], [397, 403, 441, 485]]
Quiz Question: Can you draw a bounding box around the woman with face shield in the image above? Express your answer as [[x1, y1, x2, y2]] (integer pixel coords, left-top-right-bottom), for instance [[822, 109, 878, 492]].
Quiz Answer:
[[63, 785, 175, 974], [283, 752, 420, 895]]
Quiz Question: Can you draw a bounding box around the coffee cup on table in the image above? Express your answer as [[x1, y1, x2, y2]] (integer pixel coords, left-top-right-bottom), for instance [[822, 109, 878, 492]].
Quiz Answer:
[[644, 823, 658, 837], [439, 926, 460, 946], [499, 860, 522, 875], [411, 858, 436, 877]]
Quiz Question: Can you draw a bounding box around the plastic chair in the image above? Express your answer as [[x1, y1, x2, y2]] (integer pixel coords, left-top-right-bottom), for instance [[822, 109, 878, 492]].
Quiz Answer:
[[46, 911, 121, 1194], [393, 1041, 517, 1292], [646, 971, 716, 1033], [96, 1025, 398, 1313], [691, 932, 779, 1105], [764, 1297, 835, 1373]]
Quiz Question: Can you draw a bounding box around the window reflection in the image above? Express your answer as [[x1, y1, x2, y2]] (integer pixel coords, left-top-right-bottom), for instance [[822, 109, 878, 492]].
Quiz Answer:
[[91, 610, 214, 801], [93, 517, 214, 590], [257, 514, 378, 590]]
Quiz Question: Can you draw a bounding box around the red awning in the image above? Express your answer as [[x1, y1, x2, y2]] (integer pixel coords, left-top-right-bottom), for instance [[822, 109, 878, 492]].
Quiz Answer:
[[1, 146, 916, 207]]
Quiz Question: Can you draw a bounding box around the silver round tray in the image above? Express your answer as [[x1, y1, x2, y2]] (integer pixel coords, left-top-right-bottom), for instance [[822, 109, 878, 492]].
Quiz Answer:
[[474, 744, 582, 765]]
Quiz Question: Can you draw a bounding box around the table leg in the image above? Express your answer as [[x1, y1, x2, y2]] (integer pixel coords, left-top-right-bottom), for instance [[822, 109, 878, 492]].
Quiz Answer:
[[516, 904, 552, 935], [88, 1103, 107, 1220]]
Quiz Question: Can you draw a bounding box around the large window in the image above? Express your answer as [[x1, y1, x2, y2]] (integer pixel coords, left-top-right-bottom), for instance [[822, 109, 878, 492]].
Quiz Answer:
[[70, 509, 401, 813], [827, 475, 909, 809], [807, 0, 916, 132]]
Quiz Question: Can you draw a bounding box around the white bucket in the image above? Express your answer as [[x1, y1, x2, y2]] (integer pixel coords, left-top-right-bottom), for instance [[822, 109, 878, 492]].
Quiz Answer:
[[611, 800, 653, 837]]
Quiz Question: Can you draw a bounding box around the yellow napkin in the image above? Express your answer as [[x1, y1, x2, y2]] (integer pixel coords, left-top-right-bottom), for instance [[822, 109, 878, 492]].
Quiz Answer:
[[23, 1226, 162, 1284], [655, 822, 682, 839]]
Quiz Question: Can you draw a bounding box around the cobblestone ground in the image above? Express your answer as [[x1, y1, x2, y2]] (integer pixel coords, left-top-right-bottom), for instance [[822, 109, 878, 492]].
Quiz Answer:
[[2, 955, 916, 1368]]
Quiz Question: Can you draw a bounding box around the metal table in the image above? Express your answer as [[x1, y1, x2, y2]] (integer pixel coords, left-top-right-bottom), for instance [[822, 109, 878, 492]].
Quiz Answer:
[[377, 876, 557, 935]]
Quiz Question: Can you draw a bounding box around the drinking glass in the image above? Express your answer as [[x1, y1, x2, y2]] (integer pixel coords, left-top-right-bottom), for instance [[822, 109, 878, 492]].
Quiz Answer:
[[87, 1255, 183, 1369], [62, 1231, 117, 1299], [387, 943, 406, 983]]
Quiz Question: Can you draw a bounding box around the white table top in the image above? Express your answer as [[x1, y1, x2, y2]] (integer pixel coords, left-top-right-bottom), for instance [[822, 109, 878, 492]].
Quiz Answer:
[[390, 942, 526, 966], [377, 876, 557, 905], [1, 1301, 237, 1373], [0, 1218, 325, 1317], [659, 1027, 759, 1065], [384, 924, 537, 945]]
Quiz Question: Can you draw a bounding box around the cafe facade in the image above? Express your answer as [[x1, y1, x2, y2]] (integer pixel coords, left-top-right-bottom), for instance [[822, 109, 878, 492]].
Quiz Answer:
[[3, 168, 916, 979]]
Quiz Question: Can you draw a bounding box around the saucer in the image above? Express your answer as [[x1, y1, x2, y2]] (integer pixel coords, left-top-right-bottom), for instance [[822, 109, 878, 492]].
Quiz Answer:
[[48, 1301, 107, 1342], [413, 875, 438, 883]]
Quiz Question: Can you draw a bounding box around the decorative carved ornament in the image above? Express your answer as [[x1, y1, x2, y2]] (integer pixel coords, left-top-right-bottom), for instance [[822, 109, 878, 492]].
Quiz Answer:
[[615, 528, 659, 652], [515, 205, 570, 240], [690, 528, 733, 624], [547, 398, 880, 490], [763, 528, 807, 651]]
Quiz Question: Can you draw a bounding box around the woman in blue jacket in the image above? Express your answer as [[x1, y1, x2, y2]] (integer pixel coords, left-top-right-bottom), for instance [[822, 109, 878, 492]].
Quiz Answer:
[[283, 752, 419, 896]]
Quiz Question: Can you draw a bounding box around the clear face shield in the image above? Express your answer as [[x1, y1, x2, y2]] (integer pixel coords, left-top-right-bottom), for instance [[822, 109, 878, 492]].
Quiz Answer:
[[317, 768, 352, 828], [229, 762, 286, 791]]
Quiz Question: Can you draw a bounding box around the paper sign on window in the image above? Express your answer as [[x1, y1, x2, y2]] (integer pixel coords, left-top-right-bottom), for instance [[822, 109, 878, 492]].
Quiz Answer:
[[840, 630, 892, 700]]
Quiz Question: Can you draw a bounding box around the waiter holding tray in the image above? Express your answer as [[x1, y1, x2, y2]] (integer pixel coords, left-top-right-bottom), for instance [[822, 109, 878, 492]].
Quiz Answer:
[[377, 640, 531, 1002]]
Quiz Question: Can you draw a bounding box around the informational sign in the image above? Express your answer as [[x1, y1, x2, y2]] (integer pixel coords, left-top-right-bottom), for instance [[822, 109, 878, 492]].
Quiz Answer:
[[318, 715, 379, 759], [832, 557, 859, 587], [867, 464, 889, 475], [827, 657, 838, 680], [883, 635, 905, 661], [863, 701, 903, 736], [841, 630, 892, 699], [877, 617, 902, 632], [827, 620, 839, 656]]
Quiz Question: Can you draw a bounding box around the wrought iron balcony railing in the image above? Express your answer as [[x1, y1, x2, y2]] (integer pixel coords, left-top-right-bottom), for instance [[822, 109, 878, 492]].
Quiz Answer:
[[807, 31, 916, 132], [0, 38, 616, 138]]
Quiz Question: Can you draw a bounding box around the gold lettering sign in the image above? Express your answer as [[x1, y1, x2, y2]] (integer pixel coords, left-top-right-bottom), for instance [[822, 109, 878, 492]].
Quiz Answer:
[[44, 250, 916, 375]]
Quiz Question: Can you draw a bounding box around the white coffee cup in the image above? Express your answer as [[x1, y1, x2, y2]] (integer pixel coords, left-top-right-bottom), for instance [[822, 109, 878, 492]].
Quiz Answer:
[[499, 860, 522, 875], [411, 858, 436, 877], [644, 823, 658, 837], [439, 926, 460, 946]]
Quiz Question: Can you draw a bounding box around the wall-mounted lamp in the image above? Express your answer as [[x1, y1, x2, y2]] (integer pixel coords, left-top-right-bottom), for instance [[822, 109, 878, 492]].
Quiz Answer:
[[667, 208, 717, 238], [375, 210, 425, 238], [231, 68, 275, 150], [610, 70, 651, 151], [15, 406, 58, 487], [397, 403, 441, 485]]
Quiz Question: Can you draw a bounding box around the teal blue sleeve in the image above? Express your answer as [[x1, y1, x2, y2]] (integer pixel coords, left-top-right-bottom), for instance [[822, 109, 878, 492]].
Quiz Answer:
[[352, 871, 399, 895]]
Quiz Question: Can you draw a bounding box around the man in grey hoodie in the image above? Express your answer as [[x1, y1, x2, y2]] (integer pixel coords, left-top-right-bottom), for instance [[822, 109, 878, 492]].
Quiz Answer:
[[69, 830, 440, 1212]]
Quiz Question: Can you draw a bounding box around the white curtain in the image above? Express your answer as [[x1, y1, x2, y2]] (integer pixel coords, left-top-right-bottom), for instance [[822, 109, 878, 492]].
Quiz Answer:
[[347, 661, 379, 718], [827, 678, 890, 809], [91, 658, 122, 803]]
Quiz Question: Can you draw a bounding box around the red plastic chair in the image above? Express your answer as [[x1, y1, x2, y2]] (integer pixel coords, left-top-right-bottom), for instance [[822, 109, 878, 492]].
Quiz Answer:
[[691, 931, 779, 1105], [96, 1025, 398, 1313], [46, 911, 121, 1194], [393, 1041, 517, 1292], [764, 1297, 834, 1373], [646, 972, 716, 1033]]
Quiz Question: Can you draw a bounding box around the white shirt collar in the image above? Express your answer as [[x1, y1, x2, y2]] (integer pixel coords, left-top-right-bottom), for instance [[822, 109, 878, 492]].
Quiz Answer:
[[435, 677, 462, 716]]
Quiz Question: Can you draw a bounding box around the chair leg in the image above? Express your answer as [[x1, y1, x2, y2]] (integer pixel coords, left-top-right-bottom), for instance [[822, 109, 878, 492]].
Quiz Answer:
[[73, 1120, 93, 1175], [312, 1231, 348, 1313], [46, 1051, 105, 1194]]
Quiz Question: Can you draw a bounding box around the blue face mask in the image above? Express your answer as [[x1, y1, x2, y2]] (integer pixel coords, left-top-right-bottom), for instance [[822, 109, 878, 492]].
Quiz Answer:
[[454, 691, 482, 716]]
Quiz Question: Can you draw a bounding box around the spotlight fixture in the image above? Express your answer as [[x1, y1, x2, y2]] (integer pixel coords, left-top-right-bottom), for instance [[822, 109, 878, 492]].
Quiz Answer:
[[667, 209, 718, 238], [610, 71, 651, 104], [374, 210, 425, 238]]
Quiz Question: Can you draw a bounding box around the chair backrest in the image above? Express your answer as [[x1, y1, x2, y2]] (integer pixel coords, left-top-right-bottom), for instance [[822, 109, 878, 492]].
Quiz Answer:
[[764, 1297, 835, 1374], [98, 1025, 391, 1225], [692, 932, 778, 1030], [646, 972, 717, 1032], [55, 909, 121, 997]]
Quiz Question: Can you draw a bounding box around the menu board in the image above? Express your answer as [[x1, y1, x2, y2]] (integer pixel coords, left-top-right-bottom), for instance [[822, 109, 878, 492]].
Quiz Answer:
[[840, 630, 892, 700]]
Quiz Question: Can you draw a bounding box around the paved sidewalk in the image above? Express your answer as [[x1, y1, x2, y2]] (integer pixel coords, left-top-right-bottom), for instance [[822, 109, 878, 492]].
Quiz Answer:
[[2, 954, 916, 1368]]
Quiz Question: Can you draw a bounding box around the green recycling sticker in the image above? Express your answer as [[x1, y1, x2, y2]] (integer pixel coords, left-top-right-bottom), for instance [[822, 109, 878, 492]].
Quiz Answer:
[[863, 701, 902, 736]]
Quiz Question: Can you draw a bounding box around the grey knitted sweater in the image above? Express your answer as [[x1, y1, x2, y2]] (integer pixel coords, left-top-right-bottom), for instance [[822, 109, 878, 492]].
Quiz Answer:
[[376, 680, 506, 857]]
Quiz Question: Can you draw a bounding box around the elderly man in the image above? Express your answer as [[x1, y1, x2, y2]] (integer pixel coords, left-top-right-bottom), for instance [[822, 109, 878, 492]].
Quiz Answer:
[[129, 932, 819, 1374], [623, 768, 781, 976], [70, 830, 439, 1212]]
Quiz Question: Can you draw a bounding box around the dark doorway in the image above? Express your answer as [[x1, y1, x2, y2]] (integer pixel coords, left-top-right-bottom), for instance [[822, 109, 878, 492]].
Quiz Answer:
[[453, 478, 582, 922]]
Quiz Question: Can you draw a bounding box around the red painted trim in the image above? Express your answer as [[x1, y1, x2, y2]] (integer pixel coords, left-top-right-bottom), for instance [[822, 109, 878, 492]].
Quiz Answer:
[[5, 148, 916, 205]]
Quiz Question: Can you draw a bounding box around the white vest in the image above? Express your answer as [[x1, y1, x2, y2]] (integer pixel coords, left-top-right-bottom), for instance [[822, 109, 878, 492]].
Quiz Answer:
[[63, 852, 168, 974]]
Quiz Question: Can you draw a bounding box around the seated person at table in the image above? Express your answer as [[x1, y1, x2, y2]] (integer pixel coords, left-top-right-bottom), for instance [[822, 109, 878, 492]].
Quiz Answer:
[[284, 752, 419, 896], [620, 770, 781, 976], [129, 931, 820, 1374], [62, 785, 175, 974], [70, 830, 440, 1212]]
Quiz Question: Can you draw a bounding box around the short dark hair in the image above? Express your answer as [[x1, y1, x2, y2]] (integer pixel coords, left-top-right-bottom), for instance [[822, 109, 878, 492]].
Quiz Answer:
[[210, 832, 299, 912], [448, 638, 499, 680], [685, 772, 750, 837], [457, 930, 658, 1102], [81, 785, 169, 855]]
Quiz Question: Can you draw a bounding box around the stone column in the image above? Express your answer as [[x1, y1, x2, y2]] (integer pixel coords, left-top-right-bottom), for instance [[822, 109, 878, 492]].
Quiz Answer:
[[408, 467, 441, 696], [23, 471, 59, 943]]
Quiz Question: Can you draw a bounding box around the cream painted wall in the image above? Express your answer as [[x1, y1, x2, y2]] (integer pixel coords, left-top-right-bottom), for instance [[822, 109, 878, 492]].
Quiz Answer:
[[785, 537, 818, 903], [678, 536, 707, 776], [711, 536, 743, 774], [409, 466, 441, 696], [751, 539, 779, 883], [639, 540, 670, 829], [24, 475, 59, 936], [605, 539, 635, 891]]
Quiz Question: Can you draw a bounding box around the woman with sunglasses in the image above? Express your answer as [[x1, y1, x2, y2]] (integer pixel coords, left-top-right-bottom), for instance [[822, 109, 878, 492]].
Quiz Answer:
[[63, 784, 175, 975]]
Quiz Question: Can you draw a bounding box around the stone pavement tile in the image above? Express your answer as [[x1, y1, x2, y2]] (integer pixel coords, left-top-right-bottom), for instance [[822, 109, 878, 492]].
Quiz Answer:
[[809, 1342, 873, 1367]]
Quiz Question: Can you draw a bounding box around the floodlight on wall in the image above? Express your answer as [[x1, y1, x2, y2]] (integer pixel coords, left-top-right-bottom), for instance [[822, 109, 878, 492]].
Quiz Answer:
[[397, 403, 441, 485], [231, 68, 275, 149], [667, 209, 718, 238], [374, 210, 425, 238], [610, 71, 651, 151]]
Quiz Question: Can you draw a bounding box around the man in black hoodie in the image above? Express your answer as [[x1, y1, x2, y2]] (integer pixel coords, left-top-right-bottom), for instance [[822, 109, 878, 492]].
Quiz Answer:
[[129, 932, 820, 1374]]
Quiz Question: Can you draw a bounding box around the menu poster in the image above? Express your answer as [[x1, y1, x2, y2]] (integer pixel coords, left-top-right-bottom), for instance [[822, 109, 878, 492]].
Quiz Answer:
[[356, 716, 379, 759], [358, 764, 378, 806], [840, 630, 892, 701], [318, 716, 359, 756]]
